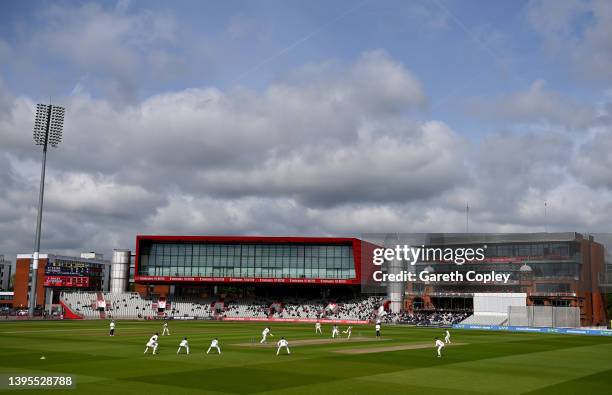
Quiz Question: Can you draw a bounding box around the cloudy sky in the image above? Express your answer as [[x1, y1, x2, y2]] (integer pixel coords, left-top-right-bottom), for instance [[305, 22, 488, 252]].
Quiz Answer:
[[0, 0, 611, 259]]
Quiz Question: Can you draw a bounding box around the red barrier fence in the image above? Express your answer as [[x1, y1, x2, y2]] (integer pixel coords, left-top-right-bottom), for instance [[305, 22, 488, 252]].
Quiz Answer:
[[221, 317, 369, 324]]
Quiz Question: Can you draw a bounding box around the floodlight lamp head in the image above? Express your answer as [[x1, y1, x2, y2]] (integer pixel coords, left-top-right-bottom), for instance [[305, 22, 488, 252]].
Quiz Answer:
[[33, 104, 50, 145], [48, 106, 65, 147], [33, 104, 65, 147]]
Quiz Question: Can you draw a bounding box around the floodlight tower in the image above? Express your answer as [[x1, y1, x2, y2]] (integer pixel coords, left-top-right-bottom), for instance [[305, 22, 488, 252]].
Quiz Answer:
[[29, 104, 65, 316]]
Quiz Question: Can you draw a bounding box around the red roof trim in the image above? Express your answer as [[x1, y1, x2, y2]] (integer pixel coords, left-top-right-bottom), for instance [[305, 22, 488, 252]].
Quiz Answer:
[[136, 235, 359, 244]]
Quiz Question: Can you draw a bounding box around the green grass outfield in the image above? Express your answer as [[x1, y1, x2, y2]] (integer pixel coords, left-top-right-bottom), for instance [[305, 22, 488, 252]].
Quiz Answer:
[[1, 320, 612, 395]]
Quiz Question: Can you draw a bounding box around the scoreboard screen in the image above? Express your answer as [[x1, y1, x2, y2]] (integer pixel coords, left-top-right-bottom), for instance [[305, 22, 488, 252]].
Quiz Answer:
[[43, 260, 104, 289]]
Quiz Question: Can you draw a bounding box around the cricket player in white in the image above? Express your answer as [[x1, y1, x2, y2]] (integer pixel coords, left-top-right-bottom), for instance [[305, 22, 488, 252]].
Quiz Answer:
[[177, 337, 190, 355], [162, 322, 170, 336], [109, 320, 115, 336], [375, 323, 381, 339], [260, 327, 273, 344], [331, 325, 340, 338], [144, 333, 159, 355], [207, 338, 221, 354], [444, 330, 451, 344], [315, 321, 322, 334], [276, 337, 290, 355], [435, 337, 445, 357], [342, 326, 352, 339]]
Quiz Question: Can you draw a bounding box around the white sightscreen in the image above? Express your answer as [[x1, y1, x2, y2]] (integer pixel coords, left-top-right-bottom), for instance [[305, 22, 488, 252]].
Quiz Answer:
[[473, 293, 527, 315], [508, 306, 580, 328]]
